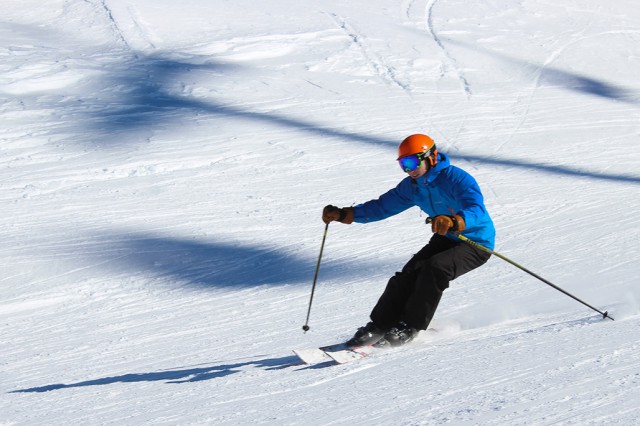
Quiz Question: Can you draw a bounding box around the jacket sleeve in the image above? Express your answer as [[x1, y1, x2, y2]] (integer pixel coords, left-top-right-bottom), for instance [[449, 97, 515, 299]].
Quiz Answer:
[[353, 178, 415, 223], [448, 168, 489, 230]]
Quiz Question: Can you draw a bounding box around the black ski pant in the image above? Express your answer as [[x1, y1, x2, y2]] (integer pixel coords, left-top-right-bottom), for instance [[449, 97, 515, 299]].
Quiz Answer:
[[370, 234, 491, 331]]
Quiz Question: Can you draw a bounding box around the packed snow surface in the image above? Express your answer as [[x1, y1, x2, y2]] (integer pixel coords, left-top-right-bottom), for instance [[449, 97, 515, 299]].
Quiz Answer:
[[2, 0, 640, 424]]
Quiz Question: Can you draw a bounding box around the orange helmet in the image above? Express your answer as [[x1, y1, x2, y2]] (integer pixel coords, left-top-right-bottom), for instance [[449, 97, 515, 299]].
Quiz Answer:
[[397, 134, 437, 160]]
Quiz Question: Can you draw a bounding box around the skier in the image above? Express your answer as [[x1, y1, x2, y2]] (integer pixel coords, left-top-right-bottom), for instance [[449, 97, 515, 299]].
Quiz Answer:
[[323, 133, 495, 347]]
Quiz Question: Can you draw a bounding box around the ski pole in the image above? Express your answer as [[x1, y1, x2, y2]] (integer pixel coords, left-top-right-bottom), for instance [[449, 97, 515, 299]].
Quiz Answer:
[[425, 218, 614, 321], [302, 223, 329, 332]]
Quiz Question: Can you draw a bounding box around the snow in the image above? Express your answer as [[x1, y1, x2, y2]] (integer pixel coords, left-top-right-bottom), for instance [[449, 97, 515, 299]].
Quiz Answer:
[[1, 0, 639, 424]]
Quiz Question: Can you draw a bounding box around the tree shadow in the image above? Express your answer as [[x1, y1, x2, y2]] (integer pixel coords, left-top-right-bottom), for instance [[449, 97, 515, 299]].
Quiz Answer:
[[84, 52, 638, 184], [444, 38, 640, 105], [14, 30, 634, 186], [73, 52, 394, 149], [452, 153, 640, 185], [7, 22, 638, 185], [9, 355, 303, 393], [82, 231, 367, 288]]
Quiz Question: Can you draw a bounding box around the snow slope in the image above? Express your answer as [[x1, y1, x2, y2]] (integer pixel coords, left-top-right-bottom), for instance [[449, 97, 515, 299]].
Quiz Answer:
[[2, 0, 639, 424]]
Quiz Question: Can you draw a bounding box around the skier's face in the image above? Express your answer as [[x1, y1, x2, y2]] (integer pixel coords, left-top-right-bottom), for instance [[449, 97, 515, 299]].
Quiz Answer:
[[399, 153, 429, 178], [406, 159, 427, 179]]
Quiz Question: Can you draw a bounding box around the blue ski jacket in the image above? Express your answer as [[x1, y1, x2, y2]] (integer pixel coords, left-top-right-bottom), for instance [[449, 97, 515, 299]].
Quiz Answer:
[[353, 153, 496, 249]]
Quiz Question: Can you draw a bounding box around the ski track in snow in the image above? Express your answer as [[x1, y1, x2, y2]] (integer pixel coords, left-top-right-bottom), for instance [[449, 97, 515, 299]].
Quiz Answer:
[[327, 12, 412, 95], [98, 0, 132, 49], [1, 0, 640, 424], [496, 28, 640, 154], [426, 0, 472, 98]]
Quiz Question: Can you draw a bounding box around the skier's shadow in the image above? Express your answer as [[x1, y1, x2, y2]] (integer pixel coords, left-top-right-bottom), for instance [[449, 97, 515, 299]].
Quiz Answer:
[[9, 355, 306, 393]]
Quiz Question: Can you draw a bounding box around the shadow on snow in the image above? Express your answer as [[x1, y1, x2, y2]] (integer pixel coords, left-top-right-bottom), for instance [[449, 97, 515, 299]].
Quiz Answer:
[[71, 53, 393, 149], [8, 24, 638, 183], [9, 355, 303, 393], [444, 38, 640, 105], [78, 52, 639, 184], [83, 231, 363, 288], [452, 153, 640, 185], [8, 315, 607, 394]]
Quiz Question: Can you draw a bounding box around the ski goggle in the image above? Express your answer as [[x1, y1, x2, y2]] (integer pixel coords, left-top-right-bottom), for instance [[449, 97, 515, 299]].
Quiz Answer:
[[398, 154, 424, 172]]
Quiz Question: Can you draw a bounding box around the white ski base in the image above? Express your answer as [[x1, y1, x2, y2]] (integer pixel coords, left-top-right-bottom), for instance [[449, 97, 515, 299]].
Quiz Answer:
[[293, 348, 333, 364], [325, 346, 376, 364]]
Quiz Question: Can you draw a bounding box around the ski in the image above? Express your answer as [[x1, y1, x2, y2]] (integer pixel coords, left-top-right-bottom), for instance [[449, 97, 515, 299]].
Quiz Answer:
[[323, 344, 378, 364], [293, 343, 378, 365], [293, 328, 438, 365], [292, 348, 333, 364]]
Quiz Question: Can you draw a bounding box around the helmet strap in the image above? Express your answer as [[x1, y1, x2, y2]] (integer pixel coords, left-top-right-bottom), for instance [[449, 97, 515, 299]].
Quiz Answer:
[[424, 149, 438, 168], [430, 149, 438, 166]]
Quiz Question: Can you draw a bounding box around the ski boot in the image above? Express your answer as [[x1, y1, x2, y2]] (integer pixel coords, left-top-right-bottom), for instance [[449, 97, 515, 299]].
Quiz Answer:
[[345, 322, 386, 347], [382, 322, 419, 347]]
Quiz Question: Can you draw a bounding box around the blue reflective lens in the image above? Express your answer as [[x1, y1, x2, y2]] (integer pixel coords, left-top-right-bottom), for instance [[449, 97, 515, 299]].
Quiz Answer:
[[399, 154, 422, 172]]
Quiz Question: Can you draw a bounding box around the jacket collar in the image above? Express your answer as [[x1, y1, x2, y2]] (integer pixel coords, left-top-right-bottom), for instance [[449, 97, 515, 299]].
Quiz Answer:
[[416, 153, 449, 185]]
